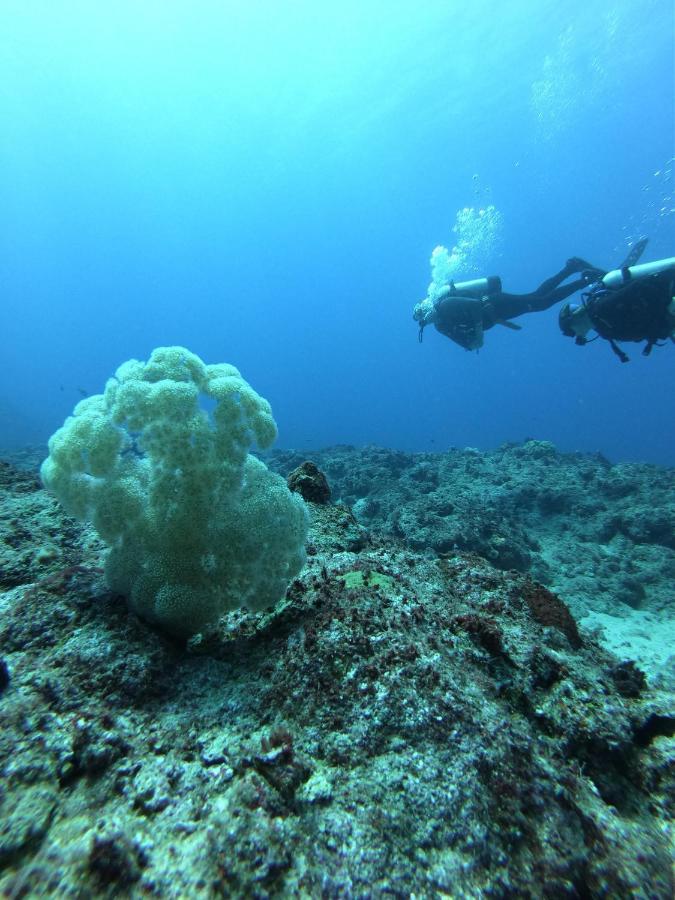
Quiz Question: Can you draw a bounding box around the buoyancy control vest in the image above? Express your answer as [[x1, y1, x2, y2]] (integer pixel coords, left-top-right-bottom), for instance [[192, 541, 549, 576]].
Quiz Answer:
[[581, 263, 675, 361]]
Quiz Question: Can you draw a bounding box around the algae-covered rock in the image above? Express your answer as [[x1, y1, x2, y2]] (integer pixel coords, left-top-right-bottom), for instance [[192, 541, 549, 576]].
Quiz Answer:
[[0, 446, 673, 898]]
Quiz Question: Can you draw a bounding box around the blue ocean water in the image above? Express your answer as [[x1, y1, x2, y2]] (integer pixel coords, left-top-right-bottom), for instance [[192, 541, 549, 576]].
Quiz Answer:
[[1, 0, 673, 463]]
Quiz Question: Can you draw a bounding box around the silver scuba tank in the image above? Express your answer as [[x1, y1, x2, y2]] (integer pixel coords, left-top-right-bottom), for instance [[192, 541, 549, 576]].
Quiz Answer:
[[444, 275, 502, 298], [602, 257, 675, 288]]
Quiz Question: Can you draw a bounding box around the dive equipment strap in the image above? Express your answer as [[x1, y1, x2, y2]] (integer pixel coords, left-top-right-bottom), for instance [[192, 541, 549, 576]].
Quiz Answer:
[[609, 339, 630, 363]]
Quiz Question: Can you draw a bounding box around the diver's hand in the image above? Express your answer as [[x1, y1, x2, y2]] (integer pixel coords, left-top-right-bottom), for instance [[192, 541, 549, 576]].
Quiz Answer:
[[580, 267, 605, 285], [567, 257, 605, 280], [566, 257, 589, 272]]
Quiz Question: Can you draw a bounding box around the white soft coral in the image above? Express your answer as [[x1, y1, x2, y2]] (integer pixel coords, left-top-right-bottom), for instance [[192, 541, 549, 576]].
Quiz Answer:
[[41, 346, 308, 638]]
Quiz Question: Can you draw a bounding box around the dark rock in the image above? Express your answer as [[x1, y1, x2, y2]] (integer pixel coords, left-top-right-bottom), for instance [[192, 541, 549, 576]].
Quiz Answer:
[[521, 579, 582, 649], [0, 658, 9, 694], [287, 461, 331, 504], [610, 660, 647, 698], [88, 832, 146, 887]]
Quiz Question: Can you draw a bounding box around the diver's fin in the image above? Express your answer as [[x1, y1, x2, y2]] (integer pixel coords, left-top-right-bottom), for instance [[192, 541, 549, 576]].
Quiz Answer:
[[619, 237, 648, 269], [497, 319, 522, 331]]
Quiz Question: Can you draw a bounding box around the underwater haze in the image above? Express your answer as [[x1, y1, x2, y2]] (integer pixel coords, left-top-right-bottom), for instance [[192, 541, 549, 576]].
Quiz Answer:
[[1, 0, 674, 463]]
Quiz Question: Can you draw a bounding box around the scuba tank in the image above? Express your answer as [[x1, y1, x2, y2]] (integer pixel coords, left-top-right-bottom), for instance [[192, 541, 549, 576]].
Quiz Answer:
[[601, 257, 675, 289], [447, 275, 502, 298]]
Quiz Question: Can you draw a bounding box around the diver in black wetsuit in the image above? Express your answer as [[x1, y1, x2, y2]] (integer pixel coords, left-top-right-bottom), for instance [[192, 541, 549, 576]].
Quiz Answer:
[[558, 252, 675, 361], [413, 257, 598, 351]]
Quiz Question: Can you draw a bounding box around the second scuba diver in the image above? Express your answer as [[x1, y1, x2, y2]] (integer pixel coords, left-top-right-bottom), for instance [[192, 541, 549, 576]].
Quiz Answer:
[[558, 246, 675, 361]]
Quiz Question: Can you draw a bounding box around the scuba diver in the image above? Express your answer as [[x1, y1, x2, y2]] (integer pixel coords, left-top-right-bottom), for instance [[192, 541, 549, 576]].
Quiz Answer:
[[413, 256, 601, 351], [558, 243, 675, 361]]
